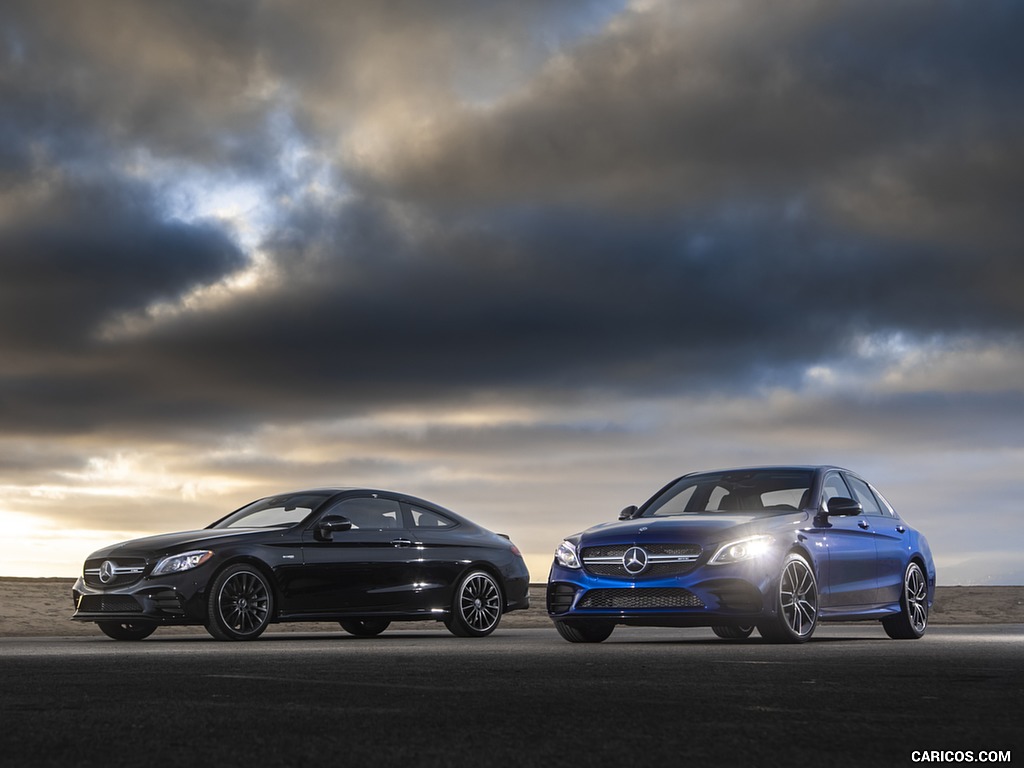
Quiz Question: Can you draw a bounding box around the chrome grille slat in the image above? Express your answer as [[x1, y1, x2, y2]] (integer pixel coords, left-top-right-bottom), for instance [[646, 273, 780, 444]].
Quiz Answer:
[[83, 558, 148, 588], [580, 543, 702, 578]]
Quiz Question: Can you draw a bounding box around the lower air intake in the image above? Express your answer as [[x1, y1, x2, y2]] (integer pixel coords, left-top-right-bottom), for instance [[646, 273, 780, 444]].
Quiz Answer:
[[577, 588, 704, 610]]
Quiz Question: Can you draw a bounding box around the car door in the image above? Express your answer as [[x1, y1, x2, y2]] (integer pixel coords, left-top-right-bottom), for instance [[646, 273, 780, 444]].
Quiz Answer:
[[847, 475, 907, 606], [291, 495, 420, 615], [818, 471, 878, 608]]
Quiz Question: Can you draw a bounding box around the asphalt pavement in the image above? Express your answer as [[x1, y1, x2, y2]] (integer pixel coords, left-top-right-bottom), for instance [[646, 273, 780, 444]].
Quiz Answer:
[[1, 625, 1020, 767]]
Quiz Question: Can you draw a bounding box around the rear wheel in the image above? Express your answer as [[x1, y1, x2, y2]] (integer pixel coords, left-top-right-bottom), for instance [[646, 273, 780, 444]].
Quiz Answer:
[[882, 562, 928, 639], [712, 624, 754, 640], [339, 619, 390, 637], [445, 570, 502, 637], [757, 552, 818, 644], [97, 621, 156, 641], [553, 620, 615, 643], [206, 564, 274, 641]]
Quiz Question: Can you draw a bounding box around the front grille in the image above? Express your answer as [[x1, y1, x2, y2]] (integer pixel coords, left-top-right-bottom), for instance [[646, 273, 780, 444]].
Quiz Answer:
[[577, 588, 705, 610], [83, 558, 147, 588], [547, 583, 577, 614], [581, 543, 702, 578], [77, 595, 142, 613]]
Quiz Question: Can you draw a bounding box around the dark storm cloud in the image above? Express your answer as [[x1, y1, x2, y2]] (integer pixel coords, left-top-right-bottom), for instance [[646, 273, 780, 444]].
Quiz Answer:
[[350, 0, 1024, 222], [4, 193, 1018, 437], [0, 175, 245, 360], [0, 0, 1021, 439], [0, 0, 272, 174]]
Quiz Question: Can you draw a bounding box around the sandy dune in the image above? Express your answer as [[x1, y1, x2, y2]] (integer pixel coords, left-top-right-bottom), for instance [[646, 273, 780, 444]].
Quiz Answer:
[[0, 579, 1020, 638]]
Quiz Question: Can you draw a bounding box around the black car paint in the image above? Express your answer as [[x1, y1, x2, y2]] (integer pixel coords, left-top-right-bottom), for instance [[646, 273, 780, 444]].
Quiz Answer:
[[72, 488, 529, 634]]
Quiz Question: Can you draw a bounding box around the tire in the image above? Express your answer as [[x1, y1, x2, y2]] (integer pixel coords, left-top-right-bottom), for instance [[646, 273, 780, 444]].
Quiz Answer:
[[205, 564, 274, 641], [339, 619, 390, 637], [882, 561, 928, 640], [553, 620, 615, 643], [97, 621, 156, 641], [757, 552, 818, 644], [712, 624, 755, 640], [444, 570, 503, 637]]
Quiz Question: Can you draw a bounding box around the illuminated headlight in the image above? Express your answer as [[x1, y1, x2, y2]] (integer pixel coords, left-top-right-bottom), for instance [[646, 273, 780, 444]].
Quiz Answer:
[[152, 550, 213, 576], [709, 535, 774, 565], [554, 540, 582, 569]]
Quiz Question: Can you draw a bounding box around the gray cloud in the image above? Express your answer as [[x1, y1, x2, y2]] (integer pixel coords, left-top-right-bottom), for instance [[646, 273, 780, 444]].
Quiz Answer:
[[1, 0, 1022, 583]]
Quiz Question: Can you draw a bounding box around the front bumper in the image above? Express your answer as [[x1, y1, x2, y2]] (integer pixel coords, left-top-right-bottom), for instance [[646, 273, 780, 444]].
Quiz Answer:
[[547, 559, 779, 627], [71, 568, 213, 626]]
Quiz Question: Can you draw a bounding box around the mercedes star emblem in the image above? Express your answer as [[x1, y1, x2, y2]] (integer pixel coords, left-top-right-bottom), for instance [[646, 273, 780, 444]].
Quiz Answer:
[[99, 560, 116, 584], [622, 546, 648, 575]]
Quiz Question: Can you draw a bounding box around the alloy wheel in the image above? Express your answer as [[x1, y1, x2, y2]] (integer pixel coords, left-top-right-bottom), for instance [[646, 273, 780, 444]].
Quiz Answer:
[[780, 557, 818, 638]]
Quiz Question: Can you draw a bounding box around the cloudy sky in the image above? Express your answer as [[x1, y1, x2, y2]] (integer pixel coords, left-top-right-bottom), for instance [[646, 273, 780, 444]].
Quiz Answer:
[[1, 0, 1022, 584]]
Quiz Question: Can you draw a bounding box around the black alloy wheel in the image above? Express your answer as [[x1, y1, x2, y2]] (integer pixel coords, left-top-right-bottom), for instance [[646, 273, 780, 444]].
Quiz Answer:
[[553, 620, 615, 643], [712, 624, 755, 640], [445, 570, 503, 637], [97, 621, 157, 641], [206, 564, 274, 641], [339, 619, 391, 637]]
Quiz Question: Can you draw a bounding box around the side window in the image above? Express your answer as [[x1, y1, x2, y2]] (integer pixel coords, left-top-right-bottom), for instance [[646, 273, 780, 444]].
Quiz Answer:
[[870, 484, 898, 518], [327, 497, 404, 530], [821, 472, 852, 509], [406, 505, 455, 529], [846, 476, 883, 516]]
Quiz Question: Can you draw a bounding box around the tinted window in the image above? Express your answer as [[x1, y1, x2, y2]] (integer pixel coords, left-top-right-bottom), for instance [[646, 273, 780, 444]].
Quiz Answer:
[[213, 492, 331, 529], [847, 476, 883, 516], [327, 497, 404, 529], [821, 473, 852, 508], [870, 484, 898, 518], [643, 470, 814, 515], [407, 505, 455, 528]]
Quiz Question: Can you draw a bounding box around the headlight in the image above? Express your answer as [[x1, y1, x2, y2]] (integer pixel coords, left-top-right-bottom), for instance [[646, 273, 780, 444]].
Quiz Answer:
[[554, 540, 582, 569], [708, 535, 773, 565], [152, 550, 213, 576]]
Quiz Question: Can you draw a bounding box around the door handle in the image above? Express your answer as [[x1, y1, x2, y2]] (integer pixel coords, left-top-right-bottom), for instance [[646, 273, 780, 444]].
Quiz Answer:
[[896, 525, 906, 534], [857, 520, 870, 530], [390, 538, 413, 547]]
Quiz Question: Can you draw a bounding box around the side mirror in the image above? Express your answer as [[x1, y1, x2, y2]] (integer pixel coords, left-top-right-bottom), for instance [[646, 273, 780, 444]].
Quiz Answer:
[[619, 505, 638, 521], [824, 497, 863, 517], [316, 514, 353, 541]]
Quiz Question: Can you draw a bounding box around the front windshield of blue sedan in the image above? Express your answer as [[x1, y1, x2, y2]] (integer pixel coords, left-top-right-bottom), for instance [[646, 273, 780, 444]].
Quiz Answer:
[[210, 492, 333, 529], [642, 470, 814, 516]]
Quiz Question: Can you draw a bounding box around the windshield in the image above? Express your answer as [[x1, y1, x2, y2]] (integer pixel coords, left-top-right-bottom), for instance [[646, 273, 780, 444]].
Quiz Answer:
[[642, 469, 814, 516], [210, 492, 333, 529]]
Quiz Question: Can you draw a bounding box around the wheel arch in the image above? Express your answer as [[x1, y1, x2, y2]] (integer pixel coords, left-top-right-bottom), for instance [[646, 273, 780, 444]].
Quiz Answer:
[[208, 555, 281, 619], [451, 561, 507, 612]]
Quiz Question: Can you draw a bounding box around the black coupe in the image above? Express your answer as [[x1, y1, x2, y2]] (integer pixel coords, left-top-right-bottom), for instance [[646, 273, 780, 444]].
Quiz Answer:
[[72, 488, 530, 640]]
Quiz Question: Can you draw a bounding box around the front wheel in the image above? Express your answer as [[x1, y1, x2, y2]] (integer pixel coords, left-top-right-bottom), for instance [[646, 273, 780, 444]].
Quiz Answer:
[[757, 552, 818, 644], [97, 621, 156, 641], [553, 620, 615, 643], [882, 562, 928, 639], [712, 624, 754, 640], [445, 570, 503, 637], [339, 619, 390, 637], [206, 564, 274, 641]]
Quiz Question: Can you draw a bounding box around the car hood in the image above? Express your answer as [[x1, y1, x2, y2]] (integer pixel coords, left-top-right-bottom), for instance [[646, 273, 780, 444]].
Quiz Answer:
[[88, 528, 276, 559], [573, 511, 807, 547]]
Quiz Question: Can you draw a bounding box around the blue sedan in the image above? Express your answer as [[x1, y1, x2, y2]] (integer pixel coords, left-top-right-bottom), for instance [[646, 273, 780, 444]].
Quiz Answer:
[[547, 466, 935, 643]]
